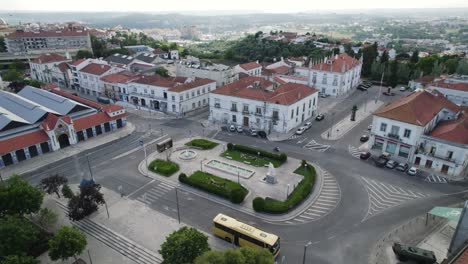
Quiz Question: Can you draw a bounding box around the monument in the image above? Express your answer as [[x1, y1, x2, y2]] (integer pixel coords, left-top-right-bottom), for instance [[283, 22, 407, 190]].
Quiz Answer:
[[265, 162, 277, 184]]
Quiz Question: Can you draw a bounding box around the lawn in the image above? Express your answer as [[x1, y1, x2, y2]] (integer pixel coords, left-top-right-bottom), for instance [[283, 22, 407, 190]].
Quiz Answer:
[[179, 171, 248, 204], [185, 139, 219, 150], [148, 159, 179, 176], [222, 150, 283, 168]]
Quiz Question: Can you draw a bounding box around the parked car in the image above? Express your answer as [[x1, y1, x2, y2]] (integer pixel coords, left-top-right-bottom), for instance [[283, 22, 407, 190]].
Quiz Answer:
[[407, 167, 418, 176], [249, 128, 257, 136], [374, 157, 388, 167], [258, 131, 267, 138], [360, 135, 369, 142], [385, 160, 398, 169], [399, 86, 407, 92], [304, 122, 312, 129], [236, 126, 243, 133], [392, 243, 436, 264], [315, 114, 325, 121], [296, 126, 306, 135], [360, 152, 371, 160], [319, 93, 329, 98], [368, 124, 373, 131], [396, 163, 409, 172], [357, 86, 367, 91], [383, 91, 396, 96], [229, 125, 236, 132]]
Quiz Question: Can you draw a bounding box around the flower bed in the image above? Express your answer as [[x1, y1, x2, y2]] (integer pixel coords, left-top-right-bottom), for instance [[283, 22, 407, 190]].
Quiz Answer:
[[148, 159, 179, 176]]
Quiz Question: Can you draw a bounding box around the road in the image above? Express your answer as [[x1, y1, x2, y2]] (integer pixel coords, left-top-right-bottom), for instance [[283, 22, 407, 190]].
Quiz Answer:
[[19, 87, 468, 264]]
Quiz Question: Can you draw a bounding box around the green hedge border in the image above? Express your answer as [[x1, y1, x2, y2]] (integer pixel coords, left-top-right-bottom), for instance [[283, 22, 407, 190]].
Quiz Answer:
[[185, 139, 219, 150], [253, 160, 316, 213], [148, 159, 180, 177], [223, 143, 287, 167]]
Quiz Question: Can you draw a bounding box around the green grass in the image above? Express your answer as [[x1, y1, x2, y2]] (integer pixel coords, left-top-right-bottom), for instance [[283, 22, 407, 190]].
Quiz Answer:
[[185, 139, 219, 150], [253, 161, 316, 214], [148, 159, 179, 177], [222, 150, 282, 168], [179, 171, 248, 204]]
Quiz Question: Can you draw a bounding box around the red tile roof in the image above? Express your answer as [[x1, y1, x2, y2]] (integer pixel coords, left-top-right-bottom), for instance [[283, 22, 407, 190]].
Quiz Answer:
[[132, 75, 179, 88], [429, 113, 468, 144], [311, 53, 360, 73], [169, 78, 215, 93], [73, 112, 127, 131], [70, 58, 87, 66], [238, 72, 250, 79], [374, 90, 460, 126], [0, 130, 49, 155], [40, 83, 59, 90], [7, 29, 89, 38], [100, 71, 139, 84], [273, 77, 287, 85], [31, 53, 68, 64], [102, 104, 124, 113], [269, 66, 290, 74], [57, 62, 69, 73], [51, 89, 104, 110], [79, 63, 111, 76], [239, 62, 261, 71], [415, 75, 436, 85], [277, 74, 308, 81], [430, 80, 468, 92], [153, 48, 167, 55], [41, 113, 72, 131]]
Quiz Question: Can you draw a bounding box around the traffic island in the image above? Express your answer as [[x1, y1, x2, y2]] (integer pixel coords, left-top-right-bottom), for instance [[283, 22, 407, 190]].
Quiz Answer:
[[148, 159, 179, 177]]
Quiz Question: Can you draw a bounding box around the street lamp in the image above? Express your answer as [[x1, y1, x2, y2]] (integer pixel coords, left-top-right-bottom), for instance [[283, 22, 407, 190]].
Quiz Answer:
[[237, 170, 240, 184], [286, 184, 290, 199], [257, 152, 260, 167], [302, 241, 312, 264]]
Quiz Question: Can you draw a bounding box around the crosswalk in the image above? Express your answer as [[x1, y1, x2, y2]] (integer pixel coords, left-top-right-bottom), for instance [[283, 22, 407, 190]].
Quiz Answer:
[[348, 145, 361, 159], [288, 134, 301, 140], [425, 174, 449, 184], [136, 181, 175, 205], [285, 170, 341, 225], [303, 140, 330, 152], [361, 177, 429, 221]]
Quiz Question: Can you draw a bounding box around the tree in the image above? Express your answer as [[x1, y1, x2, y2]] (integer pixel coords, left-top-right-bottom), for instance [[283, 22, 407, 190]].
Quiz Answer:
[[0, 255, 39, 264], [389, 60, 399, 88], [444, 58, 459, 74], [0, 175, 44, 216], [350, 105, 358, 121], [75, 50, 93, 59], [380, 51, 389, 63], [416, 55, 439, 75], [0, 36, 6, 52], [431, 60, 445, 77], [159, 226, 210, 264], [410, 50, 419, 64], [68, 182, 105, 221], [2, 69, 22, 82], [0, 216, 40, 257], [362, 42, 378, 77], [48, 226, 87, 262], [397, 63, 410, 84], [62, 184, 74, 199], [195, 248, 274, 264], [39, 174, 68, 198], [91, 35, 106, 58], [456, 59, 468, 75], [155, 67, 169, 77], [33, 208, 58, 231]]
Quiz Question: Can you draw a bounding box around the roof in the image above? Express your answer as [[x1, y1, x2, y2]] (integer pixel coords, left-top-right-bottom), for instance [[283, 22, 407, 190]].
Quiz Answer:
[[7, 29, 89, 39], [102, 104, 124, 113], [105, 53, 136, 66], [431, 80, 468, 92], [212, 76, 317, 105], [41, 113, 72, 131], [79, 63, 112, 76], [40, 83, 59, 90], [57, 62, 69, 73], [0, 130, 50, 155], [0, 90, 52, 128], [374, 90, 460, 126], [415, 75, 435, 84], [135, 53, 158, 63], [70, 58, 87, 66], [169, 78, 215, 93], [277, 74, 308, 82], [153, 48, 167, 55], [31, 53, 68, 64], [51, 89, 104, 110], [429, 113, 468, 144], [100, 71, 139, 84], [311, 53, 360, 73], [238, 72, 250, 79], [452, 244, 468, 264], [73, 111, 127, 131], [239, 62, 261, 71], [269, 66, 290, 74], [131, 75, 187, 88]]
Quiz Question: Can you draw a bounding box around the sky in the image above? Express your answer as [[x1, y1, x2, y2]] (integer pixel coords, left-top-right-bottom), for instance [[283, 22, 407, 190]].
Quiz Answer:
[[1, 0, 468, 12]]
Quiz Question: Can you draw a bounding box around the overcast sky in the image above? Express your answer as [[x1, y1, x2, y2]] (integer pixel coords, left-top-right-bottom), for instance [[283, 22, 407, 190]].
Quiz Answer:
[[1, 0, 467, 12]]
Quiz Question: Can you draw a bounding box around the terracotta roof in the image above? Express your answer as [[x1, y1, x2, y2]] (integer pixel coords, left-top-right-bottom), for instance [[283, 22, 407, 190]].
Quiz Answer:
[[7, 29, 89, 39], [311, 53, 360, 73], [374, 90, 460, 126], [57, 62, 69, 73], [131, 75, 180, 88], [31, 53, 67, 64], [239, 62, 261, 71], [70, 58, 87, 66], [211, 76, 317, 105], [429, 113, 468, 144], [238, 72, 250, 79], [415, 75, 435, 85], [273, 77, 287, 85], [269, 66, 290, 74], [277, 74, 308, 81], [41, 113, 71, 131], [102, 104, 124, 113], [453, 245, 468, 264], [73, 112, 127, 131], [40, 83, 59, 90], [0, 130, 49, 155], [430, 80, 468, 92], [153, 48, 167, 55], [79, 63, 111, 76], [100, 71, 139, 84], [51, 89, 104, 110], [288, 57, 303, 61], [169, 78, 215, 93]]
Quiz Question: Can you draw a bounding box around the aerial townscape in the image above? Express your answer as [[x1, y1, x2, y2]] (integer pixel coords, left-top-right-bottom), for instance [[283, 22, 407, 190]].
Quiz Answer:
[[1, 1, 468, 264]]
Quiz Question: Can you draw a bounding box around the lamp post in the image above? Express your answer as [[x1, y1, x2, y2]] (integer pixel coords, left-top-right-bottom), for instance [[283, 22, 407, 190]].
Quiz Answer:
[[237, 170, 240, 184], [286, 184, 290, 199], [86, 155, 94, 181], [302, 241, 312, 264], [257, 152, 260, 167], [200, 159, 203, 172]]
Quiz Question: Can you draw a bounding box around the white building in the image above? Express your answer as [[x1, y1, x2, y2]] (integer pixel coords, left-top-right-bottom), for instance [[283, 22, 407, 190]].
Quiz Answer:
[[234, 61, 262, 77], [408, 75, 437, 91], [29, 53, 71, 84], [296, 54, 362, 96], [176, 59, 237, 87], [100, 71, 141, 102], [378, 47, 396, 60], [78, 63, 124, 96], [170, 50, 179, 60], [209, 76, 318, 134], [427, 80, 468, 106]]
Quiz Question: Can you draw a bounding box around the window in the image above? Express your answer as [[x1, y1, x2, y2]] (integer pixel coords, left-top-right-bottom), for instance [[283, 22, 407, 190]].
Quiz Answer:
[[403, 129, 411, 138], [322, 74, 327, 84], [312, 72, 317, 83], [390, 125, 400, 135], [203, 99, 206, 105], [186, 93, 189, 99], [197, 90, 200, 95], [192, 102, 195, 109], [296, 106, 299, 115], [243, 105, 249, 113], [180, 95, 183, 101], [202, 88, 205, 93], [291, 109, 294, 119], [232, 115, 237, 123], [231, 103, 237, 112], [313, 98, 316, 106], [172, 95, 175, 101], [398, 146, 410, 158], [303, 103, 305, 111], [256, 107, 262, 115], [333, 75, 338, 86], [144, 89, 147, 94], [192, 91, 195, 97], [380, 123, 387, 132], [447, 151, 453, 159], [273, 110, 279, 120], [308, 100, 311, 108]]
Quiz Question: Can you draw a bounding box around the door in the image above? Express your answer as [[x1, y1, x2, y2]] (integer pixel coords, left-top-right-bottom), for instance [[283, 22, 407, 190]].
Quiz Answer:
[[58, 134, 70, 149], [40, 142, 50, 153], [1, 153, 13, 166], [414, 157, 421, 165], [76, 131, 85, 142], [95, 125, 102, 135], [441, 164, 449, 174], [425, 159, 433, 168], [28, 145, 38, 158], [243, 116, 249, 127], [116, 119, 123, 128], [86, 128, 94, 138], [234, 235, 239, 246], [302, 113, 305, 122], [104, 122, 111, 132], [16, 149, 26, 162]]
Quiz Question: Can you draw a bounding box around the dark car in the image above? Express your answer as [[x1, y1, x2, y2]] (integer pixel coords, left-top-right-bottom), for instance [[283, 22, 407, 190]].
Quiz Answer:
[[357, 86, 368, 91], [360, 152, 371, 160], [374, 153, 390, 167], [360, 135, 369, 142], [385, 160, 398, 169], [257, 131, 267, 138], [315, 114, 325, 121], [396, 163, 409, 172], [392, 243, 436, 264]]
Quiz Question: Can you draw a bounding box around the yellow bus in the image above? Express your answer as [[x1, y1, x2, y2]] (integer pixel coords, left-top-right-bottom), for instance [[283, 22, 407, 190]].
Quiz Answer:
[[213, 213, 280, 257]]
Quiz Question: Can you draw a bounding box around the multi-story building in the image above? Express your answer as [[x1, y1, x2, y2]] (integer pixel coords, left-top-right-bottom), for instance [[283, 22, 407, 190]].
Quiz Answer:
[[234, 61, 262, 77], [209, 76, 318, 134], [5, 29, 92, 55], [176, 59, 237, 87], [78, 63, 124, 96], [427, 79, 468, 106], [100, 71, 141, 102], [296, 54, 362, 96], [29, 53, 71, 84]]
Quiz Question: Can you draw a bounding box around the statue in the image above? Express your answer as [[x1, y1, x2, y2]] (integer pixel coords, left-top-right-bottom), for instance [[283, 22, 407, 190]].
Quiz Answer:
[[266, 162, 277, 184]]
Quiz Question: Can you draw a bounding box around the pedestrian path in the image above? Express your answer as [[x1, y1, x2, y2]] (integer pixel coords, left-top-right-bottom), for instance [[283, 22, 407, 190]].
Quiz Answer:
[[348, 145, 361, 159], [284, 170, 341, 225], [424, 174, 449, 184], [56, 202, 162, 264], [136, 181, 175, 205], [361, 177, 429, 221], [303, 139, 330, 152]]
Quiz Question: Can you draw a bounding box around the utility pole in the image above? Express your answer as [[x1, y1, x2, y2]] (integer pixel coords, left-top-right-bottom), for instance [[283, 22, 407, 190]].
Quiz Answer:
[[175, 188, 181, 224], [377, 69, 385, 104], [302, 241, 312, 264], [86, 155, 94, 181]]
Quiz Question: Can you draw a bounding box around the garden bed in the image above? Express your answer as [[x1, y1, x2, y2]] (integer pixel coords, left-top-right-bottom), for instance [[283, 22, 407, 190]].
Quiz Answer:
[[148, 159, 179, 176], [222, 143, 287, 168], [185, 139, 219, 150], [179, 171, 248, 204]]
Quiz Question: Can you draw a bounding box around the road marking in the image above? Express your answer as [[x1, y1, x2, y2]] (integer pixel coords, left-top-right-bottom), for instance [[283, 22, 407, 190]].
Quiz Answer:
[[112, 135, 168, 160]]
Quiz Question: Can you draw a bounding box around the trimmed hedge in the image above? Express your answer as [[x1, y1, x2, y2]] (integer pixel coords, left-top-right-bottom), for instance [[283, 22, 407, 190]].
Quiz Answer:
[[179, 171, 248, 204], [148, 159, 179, 176], [231, 144, 287, 162], [222, 143, 287, 168], [185, 139, 219, 150], [253, 160, 316, 214]]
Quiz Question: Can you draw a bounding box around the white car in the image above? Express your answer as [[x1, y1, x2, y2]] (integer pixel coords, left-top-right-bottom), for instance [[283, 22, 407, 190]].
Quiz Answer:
[[399, 86, 407, 92], [229, 125, 236, 132], [368, 124, 372, 131], [407, 167, 418, 176], [236, 126, 243, 133], [296, 127, 306, 135], [304, 122, 312, 129]]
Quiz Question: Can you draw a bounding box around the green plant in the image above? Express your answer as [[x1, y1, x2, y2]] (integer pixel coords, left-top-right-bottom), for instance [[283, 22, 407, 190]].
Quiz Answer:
[[61, 184, 74, 199], [227, 143, 234, 150], [230, 189, 245, 204], [252, 197, 265, 212], [160, 226, 210, 264], [148, 159, 179, 176], [48, 226, 86, 262], [186, 139, 219, 150]]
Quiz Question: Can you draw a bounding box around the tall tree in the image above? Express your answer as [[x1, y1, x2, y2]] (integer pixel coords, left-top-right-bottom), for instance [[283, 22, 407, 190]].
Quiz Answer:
[[39, 174, 68, 198], [416, 55, 439, 75], [75, 50, 93, 59], [33, 208, 58, 232], [0, 36, 6, 52], [159, 227, 210, 264], [389, 60, 399, 88], [155, 67, 169, 77], [361, 42, 378, 77], [443, 58, 458, 74], [0, 175, 44, 216], [456, 59, 468, 75], [380, 51, 389, 63], [0, 255, 39, 264], [48, 226, 87, 262], [410, 50, 419, 64], [67, 182, 105, 221], [397, 63, 410, 84], [0, 216, 40, 257], [431, 60, 445, 77]]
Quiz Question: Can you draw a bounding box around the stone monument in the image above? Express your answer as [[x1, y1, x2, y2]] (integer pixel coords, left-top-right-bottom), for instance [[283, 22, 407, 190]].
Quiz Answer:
[[265, 162, 277, 184]]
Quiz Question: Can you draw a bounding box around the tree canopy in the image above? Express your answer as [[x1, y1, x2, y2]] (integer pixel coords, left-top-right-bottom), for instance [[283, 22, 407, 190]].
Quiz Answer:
[[195, 247, 274, 264], [48, 226, 87, 261], [0, 255, 39, 264], [159, 226, 210, 264], [39, 174, 68, 198], [0, 216, 41, 257], [0, 175, 44, 216], [155, 67, 169, 77], [68, 182, 105, 221]]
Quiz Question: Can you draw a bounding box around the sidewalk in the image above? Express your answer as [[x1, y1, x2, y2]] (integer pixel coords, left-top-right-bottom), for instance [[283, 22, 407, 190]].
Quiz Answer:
[[0, 123, 135, 180], [116, 101, 176, 120]]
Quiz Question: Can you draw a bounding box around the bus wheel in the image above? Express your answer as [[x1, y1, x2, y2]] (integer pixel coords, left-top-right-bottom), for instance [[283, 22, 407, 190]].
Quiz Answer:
[[225, 237, 232, 243]]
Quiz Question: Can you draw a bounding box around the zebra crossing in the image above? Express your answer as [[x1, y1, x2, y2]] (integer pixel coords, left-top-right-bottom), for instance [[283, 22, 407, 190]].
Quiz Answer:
[[303, 140, 330, 152], [285, 170, 341, 225], [136, 181, 175, 205], [425, 174, 449, 184], [348, 145, 361, 159], [361, 177, 429, 221], [288, 134, 301, 140]]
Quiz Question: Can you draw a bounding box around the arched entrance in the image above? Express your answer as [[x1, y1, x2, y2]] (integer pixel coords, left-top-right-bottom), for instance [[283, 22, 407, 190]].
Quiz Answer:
[[58, 134, 70, 149]]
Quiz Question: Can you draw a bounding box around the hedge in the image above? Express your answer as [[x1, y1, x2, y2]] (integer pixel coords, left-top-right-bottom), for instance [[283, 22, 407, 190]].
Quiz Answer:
[[148, 159, 179, 176], [179, 171, 248, 204], [185, 139, 219, 150], [230, 144, 287, 162], [253, 160, 316, 214]]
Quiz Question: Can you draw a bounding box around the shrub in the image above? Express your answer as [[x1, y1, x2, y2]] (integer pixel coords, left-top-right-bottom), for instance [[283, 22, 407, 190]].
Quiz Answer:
[[230, 189, 245, 204], [61, 184, 74, 199], [186, 139, 219, 150], [179, 173, 187, 182], [148, 159, 179, 176], [227, 143, 234, 150], [279, 153, 287, 162], [252, 197, 265, 212], [231, 144, 287, 163]]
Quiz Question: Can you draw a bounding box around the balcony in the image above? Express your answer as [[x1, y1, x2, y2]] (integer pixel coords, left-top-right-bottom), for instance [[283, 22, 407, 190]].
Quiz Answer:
[[230, 108, 237, 112], [417, 148, 456, 163], [255, 112, 262, 116], [387, 133, 400, 140], [214, 103, 220, 109], [242, 110, 249, 114]]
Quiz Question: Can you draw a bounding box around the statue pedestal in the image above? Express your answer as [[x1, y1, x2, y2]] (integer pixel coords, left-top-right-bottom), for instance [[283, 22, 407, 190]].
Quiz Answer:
[[266, 174, 277, 184]]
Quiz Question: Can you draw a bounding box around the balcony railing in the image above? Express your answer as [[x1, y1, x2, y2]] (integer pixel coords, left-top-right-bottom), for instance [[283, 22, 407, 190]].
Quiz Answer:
[[242, 110, 249, 114], [417, 148, 455, 163], [230, 108, 237, 112]]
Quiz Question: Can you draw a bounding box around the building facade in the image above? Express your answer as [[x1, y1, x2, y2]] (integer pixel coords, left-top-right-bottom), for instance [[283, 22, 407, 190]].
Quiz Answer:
[[427, 80, 468, 106], [176, 60, 238, 87], [78, 63, 124, 96], [29, 53, 71, 84], [234, 62, 262, 77]]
